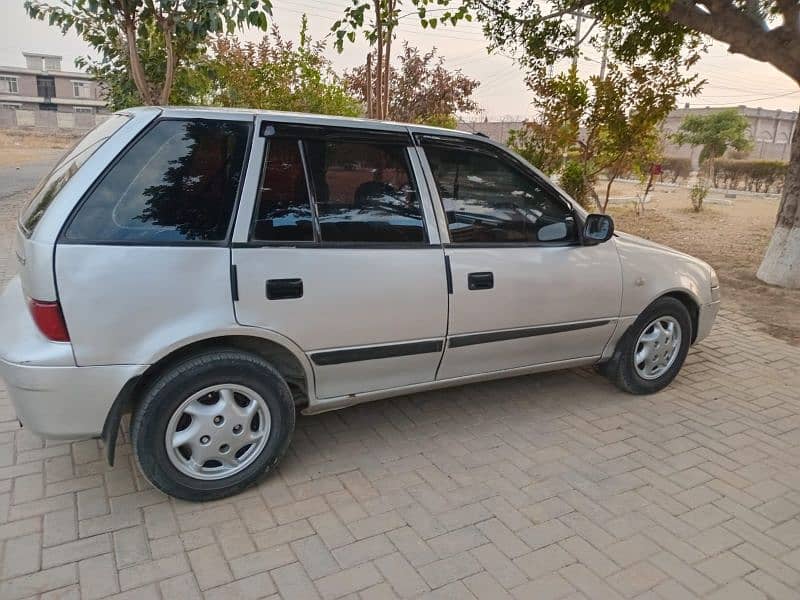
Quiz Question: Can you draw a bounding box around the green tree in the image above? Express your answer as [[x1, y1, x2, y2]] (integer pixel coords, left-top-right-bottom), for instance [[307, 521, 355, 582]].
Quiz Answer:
[[465, 0, 800, 287], [78, 19, 212, 110], [345, 43, 480, 126], [672, 109, 753, 164], [511, 57, 696, 212], [24, 0, 272, 106], [332, 0, 471, 119], [209, 18, 362, 117], [507, 70, 583, 177]]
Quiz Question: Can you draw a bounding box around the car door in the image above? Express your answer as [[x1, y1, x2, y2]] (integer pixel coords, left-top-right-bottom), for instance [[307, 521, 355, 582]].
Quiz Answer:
[[417, 135, 623, 380], [232, 119, 447, 399]]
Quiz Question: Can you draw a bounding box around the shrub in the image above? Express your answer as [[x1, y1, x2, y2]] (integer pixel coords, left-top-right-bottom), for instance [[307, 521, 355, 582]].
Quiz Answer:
[[712, 159, 788, 194], [659, 156, 692, 184], [559, 160, 594, 210], [690, 181, 708, 212]]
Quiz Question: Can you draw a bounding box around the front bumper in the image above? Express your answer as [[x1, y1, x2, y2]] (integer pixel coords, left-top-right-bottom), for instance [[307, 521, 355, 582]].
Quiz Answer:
[[0, 358, 145, 439]]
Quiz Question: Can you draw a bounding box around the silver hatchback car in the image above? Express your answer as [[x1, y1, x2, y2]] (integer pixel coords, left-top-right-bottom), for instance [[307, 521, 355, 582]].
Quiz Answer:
[[0, 107, 720, 500]]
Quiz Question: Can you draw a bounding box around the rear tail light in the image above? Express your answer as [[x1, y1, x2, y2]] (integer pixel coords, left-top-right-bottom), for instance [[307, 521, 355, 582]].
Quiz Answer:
[[28, 299, 70, 342]]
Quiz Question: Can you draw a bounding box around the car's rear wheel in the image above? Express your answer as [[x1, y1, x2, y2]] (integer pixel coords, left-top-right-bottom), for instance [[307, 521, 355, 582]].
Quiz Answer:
[[607, 297, 692, 394], [131, 349, 295, 501]]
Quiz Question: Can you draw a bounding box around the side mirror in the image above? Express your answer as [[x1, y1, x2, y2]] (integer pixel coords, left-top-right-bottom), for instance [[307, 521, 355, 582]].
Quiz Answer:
[[583, 213, 614, 244]]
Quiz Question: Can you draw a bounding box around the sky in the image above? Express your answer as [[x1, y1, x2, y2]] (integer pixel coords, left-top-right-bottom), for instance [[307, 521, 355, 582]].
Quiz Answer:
[[2, 0, 799, 121]]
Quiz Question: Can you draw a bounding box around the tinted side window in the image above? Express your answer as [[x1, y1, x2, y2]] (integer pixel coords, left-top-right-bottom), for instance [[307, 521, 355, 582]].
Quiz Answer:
[[64, 119, 250, 243], [424, 144, 576, 244], [303, 140, 425, 243], [20, 114, 130, 236], [252, 138, 314, 242]]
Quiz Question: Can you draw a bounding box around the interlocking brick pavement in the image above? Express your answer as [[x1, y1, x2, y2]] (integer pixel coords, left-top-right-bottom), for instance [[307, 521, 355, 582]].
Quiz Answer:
[[2, 192, 800, 599]]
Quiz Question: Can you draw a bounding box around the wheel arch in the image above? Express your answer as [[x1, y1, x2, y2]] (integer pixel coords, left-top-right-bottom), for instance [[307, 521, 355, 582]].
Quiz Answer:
[[661, 290, 700, 343], [601, 288, 701, 364], [101, 331, 315, 465]]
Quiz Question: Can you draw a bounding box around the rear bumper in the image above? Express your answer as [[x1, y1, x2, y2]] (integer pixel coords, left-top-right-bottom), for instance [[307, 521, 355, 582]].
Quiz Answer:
[[0, 275, 146, 439], [0, 358, 145, 439], [695, 298, 720, 344]]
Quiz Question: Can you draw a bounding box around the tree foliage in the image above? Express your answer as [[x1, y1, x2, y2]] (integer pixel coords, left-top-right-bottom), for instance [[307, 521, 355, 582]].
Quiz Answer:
[[467, 0, 800, 287], [208, 18, 362, 117], [510, 56, 698, 212], [672, 109, 753, 164], [345, 43, 479, 126], [332, 0, 472, 119], [24, 0, 272, 105], [76, 19, 211, 110]]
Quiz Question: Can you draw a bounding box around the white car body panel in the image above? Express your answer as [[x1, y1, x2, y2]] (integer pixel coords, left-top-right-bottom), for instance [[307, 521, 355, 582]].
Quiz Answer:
[[438, 243, 622, 379]]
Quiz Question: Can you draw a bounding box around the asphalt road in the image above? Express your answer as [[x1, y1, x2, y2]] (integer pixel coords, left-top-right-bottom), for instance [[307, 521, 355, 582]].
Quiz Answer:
[[0, 150, 63, 202]]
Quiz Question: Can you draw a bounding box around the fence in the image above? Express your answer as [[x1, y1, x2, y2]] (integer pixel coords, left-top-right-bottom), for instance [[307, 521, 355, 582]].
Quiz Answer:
[[0, 107, 108, 131]]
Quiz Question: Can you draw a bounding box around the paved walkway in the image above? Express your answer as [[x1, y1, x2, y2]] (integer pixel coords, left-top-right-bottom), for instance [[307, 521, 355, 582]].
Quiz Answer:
[[1, 193, 800, 599]]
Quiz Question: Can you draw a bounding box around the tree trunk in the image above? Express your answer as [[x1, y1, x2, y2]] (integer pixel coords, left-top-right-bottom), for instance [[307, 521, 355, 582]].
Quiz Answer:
[[366, 53, 373, 117], [374, 1, 383, 120], [602, 174, 616, 213], [756, 112, 800, 288], [158, 20, 176, 105], [383, 34, 392, 120], [124, 20, 154, 104]]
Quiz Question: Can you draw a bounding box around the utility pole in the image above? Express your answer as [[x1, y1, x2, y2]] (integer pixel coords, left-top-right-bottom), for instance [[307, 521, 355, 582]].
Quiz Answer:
[[598, 30, 609, 80], [572, 12, 583, 70]]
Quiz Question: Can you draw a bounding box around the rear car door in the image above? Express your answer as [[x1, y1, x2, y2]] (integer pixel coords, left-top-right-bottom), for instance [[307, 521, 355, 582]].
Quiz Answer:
[[232, 120, 447, 399], [418, 136, 622, 380]]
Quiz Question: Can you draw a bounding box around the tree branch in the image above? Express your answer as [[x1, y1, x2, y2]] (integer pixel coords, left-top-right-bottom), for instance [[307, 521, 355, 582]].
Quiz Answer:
[[666, 0, 800, 83], [159, 17, 176, 104], [776, 0, 800, 34], [471, 0, 594, 25]]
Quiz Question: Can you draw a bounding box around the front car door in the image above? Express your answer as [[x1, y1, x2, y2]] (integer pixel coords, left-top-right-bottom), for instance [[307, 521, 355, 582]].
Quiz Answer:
[[232, 119, 447, 399], [416, 134, 623, 380]]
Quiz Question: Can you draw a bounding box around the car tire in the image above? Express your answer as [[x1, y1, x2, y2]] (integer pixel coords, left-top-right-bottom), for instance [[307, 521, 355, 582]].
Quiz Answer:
[[131, 349, 295, 501], [608, 297, 692, 395]]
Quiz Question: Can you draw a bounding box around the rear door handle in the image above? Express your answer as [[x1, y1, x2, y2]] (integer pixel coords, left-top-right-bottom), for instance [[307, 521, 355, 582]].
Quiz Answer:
[[266, 278, 303, 300], [468, 272, 494, 290]]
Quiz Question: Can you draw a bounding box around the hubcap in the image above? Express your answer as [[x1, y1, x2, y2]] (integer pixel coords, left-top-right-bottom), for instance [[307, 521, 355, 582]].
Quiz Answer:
[[634, 316, 682, 380], [165, 384, 271, 481]]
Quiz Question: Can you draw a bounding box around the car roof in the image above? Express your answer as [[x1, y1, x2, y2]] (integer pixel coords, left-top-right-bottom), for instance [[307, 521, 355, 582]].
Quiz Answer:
[[120, 106, 480, 140]]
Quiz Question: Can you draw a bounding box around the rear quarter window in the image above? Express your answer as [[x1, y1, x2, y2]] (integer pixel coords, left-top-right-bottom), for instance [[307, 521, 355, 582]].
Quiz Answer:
[[63, 118, 251, 244], [19, 114, 130, 236]]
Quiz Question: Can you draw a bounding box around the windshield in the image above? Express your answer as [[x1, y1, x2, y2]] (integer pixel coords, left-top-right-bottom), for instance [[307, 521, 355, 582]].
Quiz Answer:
[[19, 114, 131, 237]]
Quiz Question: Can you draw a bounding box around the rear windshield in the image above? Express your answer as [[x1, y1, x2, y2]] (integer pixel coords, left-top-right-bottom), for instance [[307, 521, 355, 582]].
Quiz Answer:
[[19, 114, 131, 237]]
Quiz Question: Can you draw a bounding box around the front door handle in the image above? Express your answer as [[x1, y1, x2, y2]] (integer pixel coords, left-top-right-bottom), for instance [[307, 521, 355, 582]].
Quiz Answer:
[[266, 278, 303, 300], [468, 272, 494, 290]]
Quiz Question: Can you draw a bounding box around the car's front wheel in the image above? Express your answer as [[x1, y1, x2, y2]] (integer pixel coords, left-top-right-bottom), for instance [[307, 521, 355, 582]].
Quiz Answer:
[[131, 349, 295, 501], [607, 297, 692, 394]]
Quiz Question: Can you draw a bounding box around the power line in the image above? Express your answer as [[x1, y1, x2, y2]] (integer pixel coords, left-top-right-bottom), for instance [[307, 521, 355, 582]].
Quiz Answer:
[[687, 89, 800, 106]]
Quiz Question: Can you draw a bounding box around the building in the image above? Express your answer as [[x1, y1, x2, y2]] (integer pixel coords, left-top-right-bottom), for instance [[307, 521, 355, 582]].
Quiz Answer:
[[0, 52, 107, 130], [459, 106, 798, 166], [662, 105, 797, 165], [457, 118, 525, 144]]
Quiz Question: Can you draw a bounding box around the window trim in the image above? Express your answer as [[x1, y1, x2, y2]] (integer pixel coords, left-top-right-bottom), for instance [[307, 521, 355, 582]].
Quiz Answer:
[[246, 137, 318, 244], [0, 75, 19, 94], [246, 132, 432, 247], [58, 116, 253, 247], [72, 80, 91, 98], [419, 135, 580, 247]]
